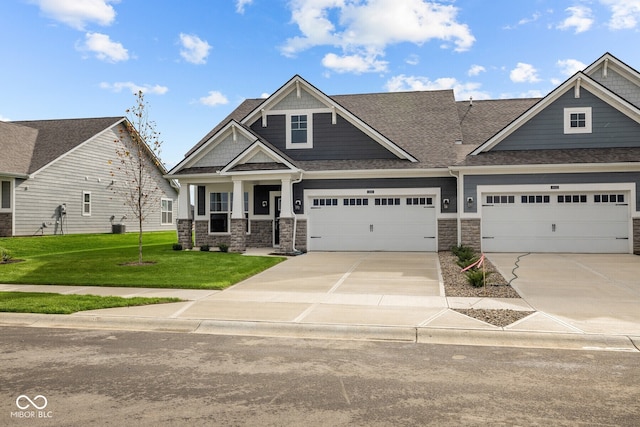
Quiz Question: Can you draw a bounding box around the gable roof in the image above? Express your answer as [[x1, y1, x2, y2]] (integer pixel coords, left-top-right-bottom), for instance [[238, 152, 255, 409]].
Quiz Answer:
[[8, 117, 124, 174], [0, 121, 39, 176], [177, 83, 468, 173]]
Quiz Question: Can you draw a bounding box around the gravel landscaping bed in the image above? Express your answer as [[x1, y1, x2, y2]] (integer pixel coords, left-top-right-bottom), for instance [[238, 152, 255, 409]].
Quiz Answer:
[[439, 251, 534, 327]]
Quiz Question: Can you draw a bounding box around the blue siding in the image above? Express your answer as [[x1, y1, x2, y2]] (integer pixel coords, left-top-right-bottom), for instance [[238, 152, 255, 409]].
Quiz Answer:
[[492, 88, 640, 150], [250, 113, 397, 160], [463, 172, 640, 213]]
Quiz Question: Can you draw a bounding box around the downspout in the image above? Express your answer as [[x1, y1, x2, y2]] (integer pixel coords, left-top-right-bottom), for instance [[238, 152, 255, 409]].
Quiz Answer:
[[291, 171, 304, 254], [449, 168, 462, 246]]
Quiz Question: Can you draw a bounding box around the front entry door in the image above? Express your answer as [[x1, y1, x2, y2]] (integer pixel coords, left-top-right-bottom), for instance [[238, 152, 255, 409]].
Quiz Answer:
[[273, 195, 281, 247]]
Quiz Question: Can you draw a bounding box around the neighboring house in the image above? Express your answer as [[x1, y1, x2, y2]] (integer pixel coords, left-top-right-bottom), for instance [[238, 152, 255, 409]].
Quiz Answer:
[[0, 117, 178, 237], [167, 53, 640, 255]]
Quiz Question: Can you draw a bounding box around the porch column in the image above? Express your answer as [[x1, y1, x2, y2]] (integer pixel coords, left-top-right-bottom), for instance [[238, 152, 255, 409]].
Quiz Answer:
[[230, 179, 246, 252], [278, 178, 294, 253], [176, 183, 193, 249]]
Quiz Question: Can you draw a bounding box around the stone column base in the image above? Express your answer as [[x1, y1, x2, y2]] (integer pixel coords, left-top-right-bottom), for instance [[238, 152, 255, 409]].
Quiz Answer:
[[177, 219, 193, 249], [230, 218, 247, 253], [278, 217, 294, 254]]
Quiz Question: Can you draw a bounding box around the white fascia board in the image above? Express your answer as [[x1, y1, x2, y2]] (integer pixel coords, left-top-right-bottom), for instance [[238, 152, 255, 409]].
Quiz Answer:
[[241, 75, 418, 163], [221, 140, 298, 173], [584, 53, 640, 85], [303, 168, 450, 180], [469, 72, 640, 155], [30, 118, 126, 178], [453, 162, 640, 175]]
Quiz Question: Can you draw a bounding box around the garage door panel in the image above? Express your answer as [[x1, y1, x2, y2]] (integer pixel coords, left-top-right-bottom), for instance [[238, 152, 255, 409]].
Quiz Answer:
[[481, 192, 630, 253], [308, 195, 436, 252]]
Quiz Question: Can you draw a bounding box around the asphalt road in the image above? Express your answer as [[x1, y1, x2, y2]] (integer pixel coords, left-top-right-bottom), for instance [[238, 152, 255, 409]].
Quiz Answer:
[[1, 327, 638, 426]]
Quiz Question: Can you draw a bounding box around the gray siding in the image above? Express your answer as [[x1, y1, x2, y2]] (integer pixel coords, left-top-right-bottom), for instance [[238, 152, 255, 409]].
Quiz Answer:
[[14, 123, 178, 236], [250, 113, 398, 161], [492, 88, 640, 150], [463, 172, 640, 213], [588, 66, 640, 108], [297, 177, 457, 214]]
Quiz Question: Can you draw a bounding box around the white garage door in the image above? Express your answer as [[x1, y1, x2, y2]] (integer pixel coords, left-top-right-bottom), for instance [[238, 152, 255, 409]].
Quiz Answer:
[[308, 195, 437, 251], [482, 192, 630, 253]]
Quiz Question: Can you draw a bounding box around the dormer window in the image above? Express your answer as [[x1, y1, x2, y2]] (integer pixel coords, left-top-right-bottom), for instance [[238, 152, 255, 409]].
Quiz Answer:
[[564, 107, 592, 134], [286, 112, 313, 149]]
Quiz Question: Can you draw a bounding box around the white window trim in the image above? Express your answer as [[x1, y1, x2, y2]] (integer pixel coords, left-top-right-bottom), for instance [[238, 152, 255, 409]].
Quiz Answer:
[[564, 107, 592, 134], [161, 198, 173, 225], [208, 191, 251, 234], [285, 112, 313, 149], [82, 191, 91, 216], [0, 180, 11, 212]]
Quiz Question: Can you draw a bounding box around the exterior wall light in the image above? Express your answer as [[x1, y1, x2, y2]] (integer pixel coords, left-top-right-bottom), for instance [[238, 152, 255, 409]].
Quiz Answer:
[[467, 197, 474, 208], [442, 198, 449, 210]]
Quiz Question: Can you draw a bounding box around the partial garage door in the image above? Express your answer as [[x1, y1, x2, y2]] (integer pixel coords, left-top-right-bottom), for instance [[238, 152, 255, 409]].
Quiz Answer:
[[482, 192, 630, 253], [308, 195, 437, 251]]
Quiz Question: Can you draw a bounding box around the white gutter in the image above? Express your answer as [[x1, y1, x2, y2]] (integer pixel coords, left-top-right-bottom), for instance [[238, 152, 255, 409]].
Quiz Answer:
[[449, 168, 462, 247]]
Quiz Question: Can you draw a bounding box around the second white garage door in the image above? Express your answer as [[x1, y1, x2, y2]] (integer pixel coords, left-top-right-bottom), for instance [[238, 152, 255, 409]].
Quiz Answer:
[[307, 195, 437, 251], [481, 191, 630, 253]]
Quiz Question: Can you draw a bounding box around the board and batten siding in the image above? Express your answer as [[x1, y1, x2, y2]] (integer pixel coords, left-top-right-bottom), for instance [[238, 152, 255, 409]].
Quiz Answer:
[[491, 89, 640, 151], [13, 123, 178, 236]]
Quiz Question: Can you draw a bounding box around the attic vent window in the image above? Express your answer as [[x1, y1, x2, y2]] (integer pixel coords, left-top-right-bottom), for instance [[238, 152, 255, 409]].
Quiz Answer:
[[564, 107, 592, 134]]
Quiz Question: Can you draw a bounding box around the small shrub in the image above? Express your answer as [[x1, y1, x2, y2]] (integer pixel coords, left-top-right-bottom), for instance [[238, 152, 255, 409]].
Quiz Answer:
[[456, 257, 479, 269], [200, 244, 210, 252], [451, 245, 476, 263], [172, 243, 183, 251], [1, 248, 12, 263], [218, 243, 229, 253], [465, 269, 492, 287]]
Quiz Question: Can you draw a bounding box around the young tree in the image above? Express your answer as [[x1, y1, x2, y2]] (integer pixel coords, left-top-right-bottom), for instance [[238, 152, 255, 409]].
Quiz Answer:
[[109, 90, 163, 264]]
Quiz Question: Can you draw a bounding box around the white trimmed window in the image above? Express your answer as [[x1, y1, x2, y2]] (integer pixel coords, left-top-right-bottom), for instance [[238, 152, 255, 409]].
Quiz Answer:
[[161, 198, 173, 225], [564, 107, 592, 134], [82, 191, 91, 216], [209, 192, 249, 233], [286, 113, 313, 149]]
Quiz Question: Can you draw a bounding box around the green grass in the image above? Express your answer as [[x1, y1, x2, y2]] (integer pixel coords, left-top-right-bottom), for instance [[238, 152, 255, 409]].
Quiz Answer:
[[0, 231, 285, 289], [0, 292, 181, 314]]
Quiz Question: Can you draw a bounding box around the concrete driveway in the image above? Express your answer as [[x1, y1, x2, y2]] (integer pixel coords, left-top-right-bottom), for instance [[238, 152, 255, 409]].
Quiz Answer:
[[488, 253, 640, 335]]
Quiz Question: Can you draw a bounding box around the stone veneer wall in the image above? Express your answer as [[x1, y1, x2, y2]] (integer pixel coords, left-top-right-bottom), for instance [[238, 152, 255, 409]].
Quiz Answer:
[[634, 218, 640, 255], [437, 218, 457, 251], [246, 220, 273, 247], [294, 219, 307, 252], [194, 220, 231, 248], [177, 219, 193, 249], [278, 218, 294, 253], [229, 219, 247, 253], [460, 219, 481, 252], [0, 213, 12, 237]]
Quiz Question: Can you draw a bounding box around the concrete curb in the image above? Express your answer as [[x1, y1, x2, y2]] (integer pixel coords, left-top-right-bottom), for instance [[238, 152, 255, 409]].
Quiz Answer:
[[1, 313, 638, 352]]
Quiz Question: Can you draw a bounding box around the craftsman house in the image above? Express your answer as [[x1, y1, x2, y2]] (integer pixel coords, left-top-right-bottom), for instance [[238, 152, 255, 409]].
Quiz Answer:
[[0, 117, 178, 237], [168, 52, 640, 254]]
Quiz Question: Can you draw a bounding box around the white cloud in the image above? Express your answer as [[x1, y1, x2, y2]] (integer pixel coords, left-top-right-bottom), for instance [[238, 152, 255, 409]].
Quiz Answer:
[[504, 12, 542, 30], [179, 33, 212, 64], [322, 52, 388, 73], [33, 0, 118, 30], [199, 91, 229, 106], [468, 64, 486, 76], [405, 54, 420, 65], [100, 82, 168, 95], [601, 0, 640, 30], [260, 93, 270, 99], [385, 74, 490, 100], [557, 6, 594, 33], [281, 0, 475, 73], [78, 32, 129, 62], [510, 63, 541, 83], [0, 114, 10, 121], [557, 58, 586, 76], [236, 0, 254, 14]]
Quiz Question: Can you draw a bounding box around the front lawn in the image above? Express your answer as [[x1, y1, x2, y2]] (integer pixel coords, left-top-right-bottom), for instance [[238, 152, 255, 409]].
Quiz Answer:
[[0, 232, 285, 289], [0, 292, 181, 314]]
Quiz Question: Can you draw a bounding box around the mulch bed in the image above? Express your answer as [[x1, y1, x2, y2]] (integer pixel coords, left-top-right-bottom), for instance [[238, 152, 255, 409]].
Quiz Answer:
[[439, 251, 534, 327]]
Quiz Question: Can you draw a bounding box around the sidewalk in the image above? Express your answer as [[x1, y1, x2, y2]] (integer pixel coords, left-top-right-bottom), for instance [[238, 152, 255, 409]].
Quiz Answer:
[[1, 251, 638, 352]]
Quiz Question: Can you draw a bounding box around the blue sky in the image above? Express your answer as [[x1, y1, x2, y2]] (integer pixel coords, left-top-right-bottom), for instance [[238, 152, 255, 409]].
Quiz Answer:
[[1, 0, 639, 167]]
